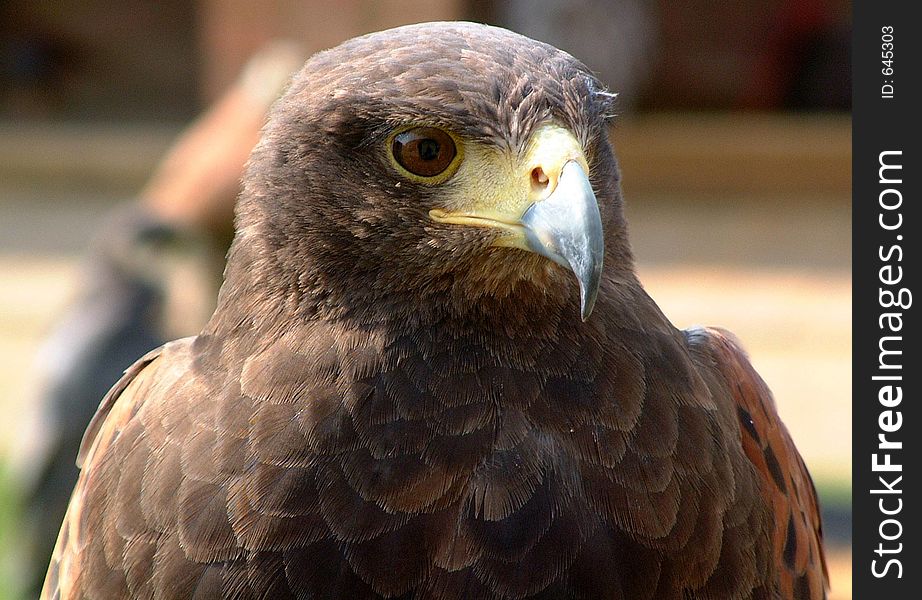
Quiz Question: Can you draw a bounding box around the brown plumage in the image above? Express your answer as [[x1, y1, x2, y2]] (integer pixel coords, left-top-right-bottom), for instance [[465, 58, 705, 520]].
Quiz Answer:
[[43, 22, 826, 599]]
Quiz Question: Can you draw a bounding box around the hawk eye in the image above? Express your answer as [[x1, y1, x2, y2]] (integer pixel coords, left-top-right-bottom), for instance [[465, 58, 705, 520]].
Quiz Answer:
[[391, 127, 457, 178]]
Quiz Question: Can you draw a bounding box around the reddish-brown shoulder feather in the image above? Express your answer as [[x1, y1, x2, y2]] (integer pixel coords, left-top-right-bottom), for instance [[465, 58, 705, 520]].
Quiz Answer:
[[687, 326, 829, 600]]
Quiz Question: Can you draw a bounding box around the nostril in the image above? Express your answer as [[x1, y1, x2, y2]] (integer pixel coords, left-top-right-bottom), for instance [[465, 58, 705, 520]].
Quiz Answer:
[[531, 167, 550, 192]]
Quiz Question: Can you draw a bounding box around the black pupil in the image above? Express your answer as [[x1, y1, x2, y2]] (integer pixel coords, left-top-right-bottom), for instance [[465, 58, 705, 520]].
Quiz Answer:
[[418, 138, 440, 161]]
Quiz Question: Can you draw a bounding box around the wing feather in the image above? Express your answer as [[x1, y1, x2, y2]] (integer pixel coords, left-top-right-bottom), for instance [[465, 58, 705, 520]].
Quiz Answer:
[[43, 338, 194, 599], [76, 343, 170, 468], [686, 326, 828, 599]]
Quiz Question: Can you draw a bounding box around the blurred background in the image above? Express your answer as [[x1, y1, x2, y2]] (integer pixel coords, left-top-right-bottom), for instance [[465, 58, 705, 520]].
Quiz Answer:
[[1, 1, 850, 598]]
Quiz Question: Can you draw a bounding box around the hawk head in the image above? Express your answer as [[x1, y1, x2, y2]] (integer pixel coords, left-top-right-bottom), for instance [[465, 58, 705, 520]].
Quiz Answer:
[[224, 22, 631, 327]]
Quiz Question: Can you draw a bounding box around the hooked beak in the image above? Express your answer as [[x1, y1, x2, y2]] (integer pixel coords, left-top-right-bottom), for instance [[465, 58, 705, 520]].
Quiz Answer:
[[519, 160, 603, 320]]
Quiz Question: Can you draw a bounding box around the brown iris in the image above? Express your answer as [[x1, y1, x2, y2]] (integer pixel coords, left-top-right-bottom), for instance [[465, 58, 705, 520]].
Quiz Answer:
[[391, 127, 457, 178]]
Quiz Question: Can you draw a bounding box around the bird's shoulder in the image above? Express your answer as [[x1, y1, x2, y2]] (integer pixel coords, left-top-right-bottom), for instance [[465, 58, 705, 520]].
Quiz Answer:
[[684, 325, 828, 599], [77, 336, 196, 468]]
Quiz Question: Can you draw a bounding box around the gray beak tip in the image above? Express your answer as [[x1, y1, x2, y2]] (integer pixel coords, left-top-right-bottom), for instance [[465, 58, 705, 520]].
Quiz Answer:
[[579, 285, 598, 321]]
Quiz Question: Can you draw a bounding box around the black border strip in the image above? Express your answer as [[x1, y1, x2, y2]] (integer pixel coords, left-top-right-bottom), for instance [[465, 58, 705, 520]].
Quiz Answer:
[[853, 3, 919, 597]]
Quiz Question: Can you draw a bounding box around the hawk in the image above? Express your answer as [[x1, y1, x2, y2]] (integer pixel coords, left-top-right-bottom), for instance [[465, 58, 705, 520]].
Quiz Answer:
[[43, 22, 827, 599]]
